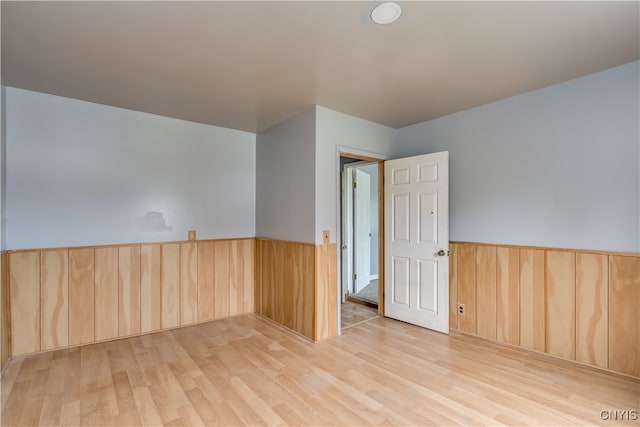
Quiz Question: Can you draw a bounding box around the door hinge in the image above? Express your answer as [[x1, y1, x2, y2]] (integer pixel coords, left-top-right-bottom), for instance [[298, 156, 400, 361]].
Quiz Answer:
[[352, 181, 357, 189], [352, 273, 357, 280]]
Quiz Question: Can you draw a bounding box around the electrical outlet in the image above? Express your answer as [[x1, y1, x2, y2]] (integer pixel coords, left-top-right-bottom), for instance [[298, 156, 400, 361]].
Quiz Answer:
[[322, 230, 330, 244], [188, 230, 196, 241], [457, 303, 465, 316]]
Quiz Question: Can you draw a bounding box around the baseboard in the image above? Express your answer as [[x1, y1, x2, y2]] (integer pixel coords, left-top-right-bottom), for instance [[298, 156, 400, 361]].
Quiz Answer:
[[5, 312, 256, 361], [253, 312, 315, 343], [346, 295, 378, 309], [451, 329, 640, 381]]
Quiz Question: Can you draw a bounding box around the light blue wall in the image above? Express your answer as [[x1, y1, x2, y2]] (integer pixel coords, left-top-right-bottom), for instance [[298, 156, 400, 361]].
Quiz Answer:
[[6, 88, 256, 249], [395, 61, 640, 252], [1, 86, 6, 251], [4, 62, 638, 253], [315, 106, 396, 245], [256, 107, 316, 243]]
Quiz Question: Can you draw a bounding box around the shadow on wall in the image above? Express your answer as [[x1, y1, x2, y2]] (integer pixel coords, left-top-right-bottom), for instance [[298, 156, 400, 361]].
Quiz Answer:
[[136, 211, 173, 233]]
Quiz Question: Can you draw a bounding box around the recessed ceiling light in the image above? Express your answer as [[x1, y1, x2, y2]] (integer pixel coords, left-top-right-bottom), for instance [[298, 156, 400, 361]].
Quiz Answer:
[[371, 2, 402, 25]]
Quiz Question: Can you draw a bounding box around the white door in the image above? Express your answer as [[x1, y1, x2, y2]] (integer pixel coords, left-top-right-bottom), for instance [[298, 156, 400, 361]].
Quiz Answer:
[[384, 151, 449, 333], [353, 169, 371, 293], [340, 170, 351, 302]]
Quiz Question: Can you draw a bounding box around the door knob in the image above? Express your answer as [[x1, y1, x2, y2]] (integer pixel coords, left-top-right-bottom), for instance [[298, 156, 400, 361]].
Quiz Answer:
[[436, 249, 449, 257]]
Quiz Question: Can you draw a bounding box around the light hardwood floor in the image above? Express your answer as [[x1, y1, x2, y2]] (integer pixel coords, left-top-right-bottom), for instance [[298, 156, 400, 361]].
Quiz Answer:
[[2, 314, 638, 426]]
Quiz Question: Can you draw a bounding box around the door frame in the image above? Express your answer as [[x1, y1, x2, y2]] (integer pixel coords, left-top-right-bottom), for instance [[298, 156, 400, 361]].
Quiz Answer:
[[337, 148, 386, 323]]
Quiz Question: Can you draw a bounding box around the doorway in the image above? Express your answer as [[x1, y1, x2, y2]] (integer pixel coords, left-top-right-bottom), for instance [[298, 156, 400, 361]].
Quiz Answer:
[[336, 150, 449, 335], [339, 154, 383, 330]]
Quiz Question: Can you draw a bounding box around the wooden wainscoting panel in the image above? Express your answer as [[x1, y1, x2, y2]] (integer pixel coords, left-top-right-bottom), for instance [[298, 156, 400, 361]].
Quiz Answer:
[[262, 239, 276, 320], [314, 244, 328, 341], [301, 245, 315, 339], [575, 253, 608, 369], [449, 243, 459, 330], [161, 243, 181, 329], [273, 241, 285, 325], [229, 240, 244, 316], [259, 240, 273, 319], [9, 251, 41, 355], [13, 237, 636, 377], [40, 249, 69, 351], [476, 246, 497, 340], [1, 253, 8, 369], [282, 243, 294, 329], [119, 245, 141, 337], [291, 243, 315, 339], [457, 245, 477, 334], [213, 240, 230, 319], [328, 244, 338, 337], [291, 243, 304, 335], [94, 247, 118, 341], [608, 256, 640, 377], [254, 239, 262, 313], [496, 247, 519, 346], [519, 249, 545, 352], [325, 242, 338, 340], [180, 242, 198, 326], [545, 251, 576, 360], [256, 239, 265, 316], [197, 241, 214, 322], [140, 244, 161, 333], [315, 243, 337, 341], [69, 248, 95, 346], [243, 239, 255, 314]]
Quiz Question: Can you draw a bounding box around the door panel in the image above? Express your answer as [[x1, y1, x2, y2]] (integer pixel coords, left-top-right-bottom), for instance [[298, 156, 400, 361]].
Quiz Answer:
[[418, 192, 437, 243], [392, 193, 410, 241], [418, 258, 438, 313], [385, 152, 449, 333], [418, 162, 438, 182], [392, 256, 410, 306], [392, 167, 410, 184]]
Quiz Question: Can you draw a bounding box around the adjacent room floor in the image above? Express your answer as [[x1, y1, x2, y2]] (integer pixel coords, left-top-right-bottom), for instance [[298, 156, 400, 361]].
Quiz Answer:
[[341, 300, 378, 329], [352, 279, 378, 305], [2, 314, 638, 426]]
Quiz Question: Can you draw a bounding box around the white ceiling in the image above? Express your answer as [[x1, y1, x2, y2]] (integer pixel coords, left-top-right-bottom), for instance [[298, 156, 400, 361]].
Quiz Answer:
[[2, 1, 639, 133]]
